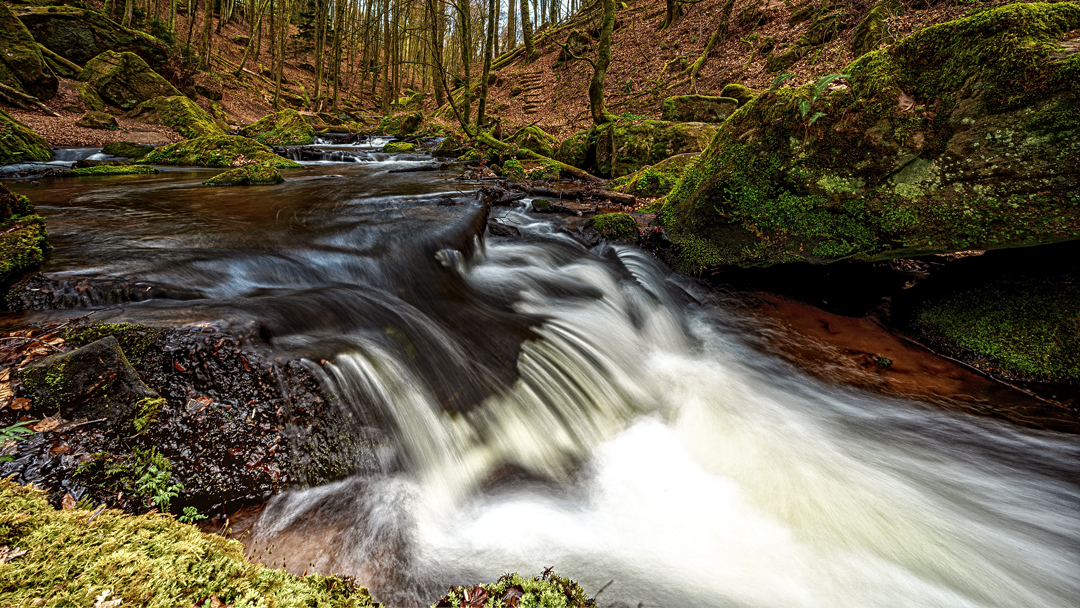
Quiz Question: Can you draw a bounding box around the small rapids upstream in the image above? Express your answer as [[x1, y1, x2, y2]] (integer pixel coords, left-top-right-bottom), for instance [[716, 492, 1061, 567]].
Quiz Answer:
[[9, 149, 1078, 607]]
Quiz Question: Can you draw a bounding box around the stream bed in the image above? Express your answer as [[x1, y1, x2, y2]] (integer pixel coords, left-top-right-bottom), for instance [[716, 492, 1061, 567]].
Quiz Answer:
[[6, 147, 1079, 607]]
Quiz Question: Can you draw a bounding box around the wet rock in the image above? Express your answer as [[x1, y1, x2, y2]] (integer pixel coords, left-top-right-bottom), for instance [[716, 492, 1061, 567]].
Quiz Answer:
[[203, 162, 284, 186], [585, 212, 640, 243], [487, 219, 521, 238], [661, 95, 738, 123], [0, 107, 51, 163], [75, 110, 118, 130], [0, 3, 58, 101], [383, 141, 415, 153], [434, 134, 465, 157], [241, 108, 315, 146], [4, 274, 202, 312], [127, 95, 223, 139], [18, 336, 162, 431], [78, 50, 181, 111]]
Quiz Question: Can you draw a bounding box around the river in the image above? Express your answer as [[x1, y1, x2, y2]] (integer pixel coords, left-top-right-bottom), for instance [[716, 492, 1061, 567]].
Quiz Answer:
[[7, 145, 1079, 607]]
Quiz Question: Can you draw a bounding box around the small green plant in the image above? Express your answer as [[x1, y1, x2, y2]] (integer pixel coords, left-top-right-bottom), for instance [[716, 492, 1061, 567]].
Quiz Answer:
[[137, 462, 184, 514], [502, 158, 526, 179], [0, 421, 36, 462], [796, 73, 848, 151], [527, 160, 560, 181], [178, 506, 207, 523]]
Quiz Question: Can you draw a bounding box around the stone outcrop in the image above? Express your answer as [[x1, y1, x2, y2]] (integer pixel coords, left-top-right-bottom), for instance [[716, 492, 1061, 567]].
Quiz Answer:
[[661, 95, 738, 123], [203, 162, 284, 186], [78, 50, 181, 111], [76, 110, 118, 130], [127, 95, 223, 139], [0, 108, 51, 163], [240, 109, 315, 145], [15, 6, 169, 70], [595, 120, 720, 178], [139, 135, 303, 168], [0, 4, 57, 101]]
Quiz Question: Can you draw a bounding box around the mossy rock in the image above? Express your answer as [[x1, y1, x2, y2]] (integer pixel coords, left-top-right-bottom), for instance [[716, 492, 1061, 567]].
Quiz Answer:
[[0, 479, 373, 607], [193, 72, 223, 101], [720, 83, 755, 107], [435, 572, 591, 607], [586, 212, 640, 242], [610, 153, 698, 198], [502, 158, 526, 179], [434, 133, 464, 157], [511, 125, 560, 157], [852, 0, 902, 58], [102, 141, 153, 159], [914, 274, 1080, 382], [377, 111, 423, 136], [661, 95, 738, 123], [0, 182, 34, 219], [14, 5, 169, 69], [766, 42, 812, 73], [239, 108, 314, 146], [139, 135, 303, 168], [0, 3, 57, 100], [75, 110, 118, 130], [555, 29, 592, 66], [61, 81, 104, 113], [203, 162, 284, 186], [658, 2, 1080, 273], [382, 141, 415, 153], [37, 42, 82, 80], [0, 107, 52, 163], [0, 184, 47, 281], [127, 95, 223, 139], [594, 120, 719, 178], [527, 160, 561, 180], [78, 50, 181, 111], [555, 130, 591, 168], [70, 164, 159, 176]]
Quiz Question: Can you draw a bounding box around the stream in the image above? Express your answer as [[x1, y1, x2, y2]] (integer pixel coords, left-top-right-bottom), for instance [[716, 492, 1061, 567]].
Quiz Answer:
[[7, 145, 1079, 607]]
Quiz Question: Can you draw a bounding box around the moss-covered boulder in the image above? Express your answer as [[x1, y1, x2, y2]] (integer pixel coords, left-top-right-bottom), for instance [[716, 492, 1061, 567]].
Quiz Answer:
[[661, 95, 738, 123], [585, 212, 640, 242], [102, 141, 154, 159], [0, 3, 57, 101], [595, 120, 719, 178], [0, 184, 46, 281], [610, 153, 698, 198], [203, 162, 284, 186], [37, 43, 82, 79], [555, 130, 591, 168], [127, 95, 223, 139], [721, 83, 755, 107], [60, 81, 105, 113], [0, 480, 373, 607], [14, 6, 169, 69], [0, 107, 52, 163], [511, 125, 560, 157], [140, 135, 303, 168], [658, 2, 1080, 273], [434, 133, 464, 157], [75, 110, 118, 130], [383, 141, 415, 153], [852, 0, 902, 58], [79, 50, 181, 111], [70, 164, 159, 176], [377, 111, 423, 136], [240, 109, 314, 145]]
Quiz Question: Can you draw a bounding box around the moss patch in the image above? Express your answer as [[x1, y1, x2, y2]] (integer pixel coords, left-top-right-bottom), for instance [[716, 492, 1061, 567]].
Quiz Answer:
[[240, 109, 315, 146], [382, 141, 415, 153], [502, 158, 526, 179], [0, 479, 372, 607], [376, 111, 423, 137], [70, 164, 159, 176], [610, 153, 698, 198], [555, 130, 591, 168], [78, 50, 180, 111], [140, 135, 303, 168], [434, 571, 593, 607], [0, 107, 51, 163], [203, 163, 284, 186], [0, 3, 57, 101], [0, 214, 48, 280], [75, 111, 119, 130], [127, 95, 224, 139], [511, 125, 560, 157], [102, 141, 153, 159], [661, 95, 738, 123], [594, 119, 719, 178], [527, 160, 561, 180], [586, 212, 639, 242]]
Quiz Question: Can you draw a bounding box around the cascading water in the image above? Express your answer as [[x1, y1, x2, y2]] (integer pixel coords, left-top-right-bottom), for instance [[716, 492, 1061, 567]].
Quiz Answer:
[[8, 147, 1077, 607]]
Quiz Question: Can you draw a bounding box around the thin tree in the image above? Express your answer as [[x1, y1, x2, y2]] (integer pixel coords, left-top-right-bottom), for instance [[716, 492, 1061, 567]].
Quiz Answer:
[[589, 0, 614, 124], [519, 0, 535, 61], [476, 0, 496, 128]]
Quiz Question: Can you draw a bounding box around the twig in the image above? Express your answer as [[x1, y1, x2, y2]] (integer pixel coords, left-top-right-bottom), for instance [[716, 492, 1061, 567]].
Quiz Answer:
[[0, 336, 61, 351]]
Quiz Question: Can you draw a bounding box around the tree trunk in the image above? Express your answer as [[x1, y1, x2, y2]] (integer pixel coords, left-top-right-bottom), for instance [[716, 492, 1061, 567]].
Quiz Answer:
[[381, 0, 392, 112], [123, 0, 134, 27], [456, 0, 472, 124], [235, 0, 268, 75], [476, 0, 496, 128], [200, 0, 213, 69], [589, 0, 614, 125], [507, 0, 516, 49], [519, 0, 535, 61]]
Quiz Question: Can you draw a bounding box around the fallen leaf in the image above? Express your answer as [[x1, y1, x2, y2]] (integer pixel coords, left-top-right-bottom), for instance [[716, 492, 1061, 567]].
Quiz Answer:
[[0, 545, 28, 565], [10, 398, 32, 411], [209, 594, 225, 608], [93, 589, 122, 608], [29, 415, 61, 432], [898, 91, 915, 112], [50, 441, 72, 455], [0, 369, 11, 408], [0, 439, 17, 457], [62, 493, 77, 510]]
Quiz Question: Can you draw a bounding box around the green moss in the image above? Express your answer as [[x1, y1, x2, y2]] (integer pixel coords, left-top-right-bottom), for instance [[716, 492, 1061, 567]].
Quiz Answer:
[[0, 183, 34, 219], [0, 479, 372, 607], [70, 164, 160, 176], [502, 158, 526, 179], [555, 130, 591, 168], [376, 111, 423, 137], [458, 147, 482, 161], [0, 3, 57, 101], [661, 95, 738, 123], [203, 162, 284, 186], [69, 81, 104, 112], [511, 125, 560, 157], [916, 276, 1080, 381], [435, 571, 592, 608], [382, 141, 415, 153], [140, 135, 303, 168], [240, 109, 315, 146], [128, 96, 224, 139], [720, 84, 755, 107], [75, 111, 118, 130], [610, 154, 698, 198], [102, 141, 154, 159], [586, 212, 639, 242], [852, 0, 902, 58], [0, 214, 48, 279], [78, 50, 180, 111], [595, 120, 720, 178], [0, 107, 51, 162], [527, 160, 561, 180]]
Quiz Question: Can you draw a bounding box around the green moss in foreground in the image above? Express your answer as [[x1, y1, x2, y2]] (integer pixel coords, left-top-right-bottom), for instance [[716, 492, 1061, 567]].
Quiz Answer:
[[0, 479, 372, 607], [204, 162, 284, 186], [586, 212, 639, 242], [383, 141, 415, 153], [915, 275, 1080, 381], [0, 214, 48, 279], [70, 164, 160, 176], [434, 571, 594, 607]]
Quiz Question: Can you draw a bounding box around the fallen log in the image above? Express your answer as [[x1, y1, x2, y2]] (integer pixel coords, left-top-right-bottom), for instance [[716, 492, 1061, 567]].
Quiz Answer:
[[521, 185, 636, 206]]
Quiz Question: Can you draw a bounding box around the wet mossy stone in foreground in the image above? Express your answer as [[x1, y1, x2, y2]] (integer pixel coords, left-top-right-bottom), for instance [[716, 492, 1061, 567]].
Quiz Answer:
[[203, 162, 284, 186], [0, 108, 51, 163], [0, 480, 373, 607], [139, 135, 303, 168], [383, 141, 415, 153], [127, 95, 224, 139], [658, 2, 1080, 273], [240, 108, 315, 146]]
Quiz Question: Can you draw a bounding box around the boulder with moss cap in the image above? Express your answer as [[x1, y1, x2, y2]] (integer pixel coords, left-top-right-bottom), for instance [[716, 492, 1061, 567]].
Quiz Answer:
[[139, 135, 303, 168], [240, 109, 315, 145], [594, 119, 720, 178], [78, 50, 181, 111], [127, 95, 224, 139], [661, 95, 738, 123], [204, 163, 284, 186], [0, 107, 51, 163], [656, 2, 1080, 273]]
